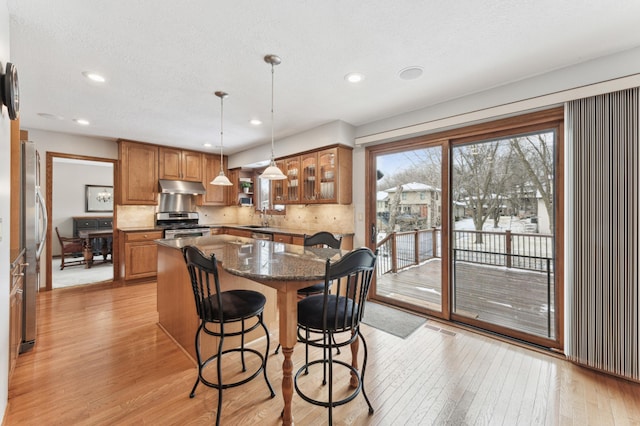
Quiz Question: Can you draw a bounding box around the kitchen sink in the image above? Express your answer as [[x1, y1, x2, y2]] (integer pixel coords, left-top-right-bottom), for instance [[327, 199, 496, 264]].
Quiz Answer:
[[241, 225, 267, 229]]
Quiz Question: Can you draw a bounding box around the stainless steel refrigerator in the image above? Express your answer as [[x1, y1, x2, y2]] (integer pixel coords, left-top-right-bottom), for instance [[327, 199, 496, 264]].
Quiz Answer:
[[20, 140, 48, 353]]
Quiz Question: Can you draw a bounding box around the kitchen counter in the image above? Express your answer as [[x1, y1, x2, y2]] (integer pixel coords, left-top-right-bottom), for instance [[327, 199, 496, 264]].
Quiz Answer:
[[156, 234, 344, 281], [118, 223, 353, 237], [117, 225, 164, 232], [222, 224, 353, 237], [155, 234, 344, 362]]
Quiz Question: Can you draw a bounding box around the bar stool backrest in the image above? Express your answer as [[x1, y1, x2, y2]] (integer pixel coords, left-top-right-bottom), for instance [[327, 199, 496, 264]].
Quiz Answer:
[[182, 246, 223, 323]]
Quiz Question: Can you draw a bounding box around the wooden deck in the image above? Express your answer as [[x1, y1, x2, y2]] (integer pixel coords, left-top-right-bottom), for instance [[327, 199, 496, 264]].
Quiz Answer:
[[376, 259, 556, 338]]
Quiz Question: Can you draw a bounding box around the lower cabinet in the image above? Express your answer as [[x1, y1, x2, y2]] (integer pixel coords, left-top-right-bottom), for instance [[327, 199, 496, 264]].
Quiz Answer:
[[272, 233, 293, 244], [225, 228, 253, 238], [120, 230, 164, 281]]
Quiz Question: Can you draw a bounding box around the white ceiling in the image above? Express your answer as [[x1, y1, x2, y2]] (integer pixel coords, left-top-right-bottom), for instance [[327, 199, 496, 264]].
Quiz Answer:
[[7, 1, 640, 155]]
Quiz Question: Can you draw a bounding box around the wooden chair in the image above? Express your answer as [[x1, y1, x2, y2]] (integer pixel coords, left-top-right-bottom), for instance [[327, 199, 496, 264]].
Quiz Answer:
[[55, 227, 85, 270], [294, 247, 378, 424], [182, 246, 275, 426]]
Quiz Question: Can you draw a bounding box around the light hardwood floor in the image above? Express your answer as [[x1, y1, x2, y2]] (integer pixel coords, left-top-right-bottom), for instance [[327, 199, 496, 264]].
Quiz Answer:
[[5, 281, 640, 425]]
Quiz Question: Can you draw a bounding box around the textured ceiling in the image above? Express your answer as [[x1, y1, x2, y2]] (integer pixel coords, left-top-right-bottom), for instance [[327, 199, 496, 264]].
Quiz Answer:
[[7, 0, 640, 155]]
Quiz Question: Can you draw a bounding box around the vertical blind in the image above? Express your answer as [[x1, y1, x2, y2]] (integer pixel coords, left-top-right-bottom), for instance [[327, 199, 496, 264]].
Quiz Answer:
[[566, 88, 639, 381]]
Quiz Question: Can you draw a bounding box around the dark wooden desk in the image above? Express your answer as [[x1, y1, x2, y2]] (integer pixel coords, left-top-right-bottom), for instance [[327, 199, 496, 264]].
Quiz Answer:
[[77, 229, 113, 268]]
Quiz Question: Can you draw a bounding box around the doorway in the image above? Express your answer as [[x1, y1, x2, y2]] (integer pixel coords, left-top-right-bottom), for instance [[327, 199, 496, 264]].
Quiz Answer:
[[45, 153, 117, 290], [366, 108, 564, 350]]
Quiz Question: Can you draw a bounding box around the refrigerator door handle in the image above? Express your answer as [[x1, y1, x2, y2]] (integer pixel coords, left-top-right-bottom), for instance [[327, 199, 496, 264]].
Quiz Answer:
[[35, 186, 48, 260]]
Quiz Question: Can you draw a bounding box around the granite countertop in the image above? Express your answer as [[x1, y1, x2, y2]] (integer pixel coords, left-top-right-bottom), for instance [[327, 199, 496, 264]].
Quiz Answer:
[[117, 226, 164, 232], [218, 224, 355, 237], [118, 224, 354, 237], [157, 234, 345, 282]]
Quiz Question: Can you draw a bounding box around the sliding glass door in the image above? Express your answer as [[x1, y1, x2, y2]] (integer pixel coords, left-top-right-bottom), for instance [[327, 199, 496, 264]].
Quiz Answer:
[[450, 130, 558, 341], [370, 144, 445, 316], [367, 108, 564, 349]]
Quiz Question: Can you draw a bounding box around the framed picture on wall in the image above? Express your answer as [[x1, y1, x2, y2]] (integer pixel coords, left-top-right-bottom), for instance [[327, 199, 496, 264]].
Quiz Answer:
[[86, 185, 114, 212]]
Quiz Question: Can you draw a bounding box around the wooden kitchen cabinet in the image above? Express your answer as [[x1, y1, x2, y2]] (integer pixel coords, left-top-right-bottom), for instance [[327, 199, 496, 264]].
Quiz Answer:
[[272, 233, 292, 244], [272, 157, 301, 204], [159, 147, 203, 182], [9, 250, 25, 384], [120, 230, 163, 281], [299, 145, 352, 204], [199, 153, 230, 206], [118, 140, 158, 205], [225, 227, 253, 238], [226, 168, 240, 206]]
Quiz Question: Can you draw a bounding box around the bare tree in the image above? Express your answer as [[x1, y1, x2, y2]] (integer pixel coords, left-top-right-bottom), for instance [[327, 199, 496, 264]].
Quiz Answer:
[[510, 133, 555, 229], [385, 185, 404, 232], [453, 142, 508, 243]]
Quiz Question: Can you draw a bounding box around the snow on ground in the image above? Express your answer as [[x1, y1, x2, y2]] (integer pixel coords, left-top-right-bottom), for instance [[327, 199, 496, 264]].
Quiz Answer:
[[453, 216, 529, 233]]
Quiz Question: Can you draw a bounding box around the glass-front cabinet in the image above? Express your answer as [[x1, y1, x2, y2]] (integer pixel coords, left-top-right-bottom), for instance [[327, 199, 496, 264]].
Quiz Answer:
[[301, 152, 319, 202], [271, 145, 352, 205], [284, 156, 301, 203], [271, 159, 287, 203], [302, 147, 338, 203]]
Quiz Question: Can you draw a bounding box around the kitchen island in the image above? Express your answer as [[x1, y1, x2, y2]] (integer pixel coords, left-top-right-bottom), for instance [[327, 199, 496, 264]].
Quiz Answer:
[[156, 234, 345, 425]]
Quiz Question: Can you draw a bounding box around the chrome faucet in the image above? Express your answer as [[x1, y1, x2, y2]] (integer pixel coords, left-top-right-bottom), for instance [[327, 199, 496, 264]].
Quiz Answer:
[[261, 207, 270, 227]]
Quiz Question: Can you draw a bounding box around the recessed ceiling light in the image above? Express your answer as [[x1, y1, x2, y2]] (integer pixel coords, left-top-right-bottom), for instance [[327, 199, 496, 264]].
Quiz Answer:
[[82, 71, 106, 83], [398, 66, 424, 80], [249, 119, 262, 126], [345, 72, 365, 83], [73, 118, 90, 126], [203, 143, 212, 148], [37, 112, 64, 120]]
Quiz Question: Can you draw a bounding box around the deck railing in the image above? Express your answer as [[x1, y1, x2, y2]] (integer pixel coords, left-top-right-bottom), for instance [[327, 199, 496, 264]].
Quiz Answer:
[[452, 249, 555, 338], [376, 228, 553, 276]]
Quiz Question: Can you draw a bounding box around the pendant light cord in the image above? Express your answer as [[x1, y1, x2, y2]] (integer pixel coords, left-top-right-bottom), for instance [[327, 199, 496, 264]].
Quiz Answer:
[[220, 94, 225, 169], [270, 62, 275, 160]]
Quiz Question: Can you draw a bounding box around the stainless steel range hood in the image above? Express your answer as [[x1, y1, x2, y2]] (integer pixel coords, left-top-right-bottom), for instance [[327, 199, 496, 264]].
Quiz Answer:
[[158, 179, 206, 195]]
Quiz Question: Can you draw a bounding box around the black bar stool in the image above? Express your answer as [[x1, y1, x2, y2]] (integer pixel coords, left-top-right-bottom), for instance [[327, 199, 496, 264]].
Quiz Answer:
[[182, 246, 275, 426], [293, 247, 378, 424], [274, 231, 342, 359]]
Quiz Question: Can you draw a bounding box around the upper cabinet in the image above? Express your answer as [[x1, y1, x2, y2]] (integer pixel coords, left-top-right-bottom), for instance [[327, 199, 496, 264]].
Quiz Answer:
[[159, 147, 203, 182], [118, 140, 158, 205], [276, 145, 351, 205], [199, 153, 231, 206], [271, 158, 290, 204]]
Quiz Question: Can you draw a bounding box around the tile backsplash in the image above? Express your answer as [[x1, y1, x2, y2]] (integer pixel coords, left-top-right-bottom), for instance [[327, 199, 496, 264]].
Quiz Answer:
[[239, 204, 354, 233], [117, 204, 354, 234]]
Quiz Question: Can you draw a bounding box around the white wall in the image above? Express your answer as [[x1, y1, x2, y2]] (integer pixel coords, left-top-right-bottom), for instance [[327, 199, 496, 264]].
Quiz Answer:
[[26, 128, 118, 188], [52, 161, 113, 256], [356, 46, 640, 142], [350, 48, 640, 248], [229, 120, 355, 169], [1, 0, 11, 420]]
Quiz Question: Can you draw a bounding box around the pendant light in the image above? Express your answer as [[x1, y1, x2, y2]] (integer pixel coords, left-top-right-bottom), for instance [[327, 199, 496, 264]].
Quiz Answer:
[[210, 91, 233, 186], [259, 54, 287, 180]]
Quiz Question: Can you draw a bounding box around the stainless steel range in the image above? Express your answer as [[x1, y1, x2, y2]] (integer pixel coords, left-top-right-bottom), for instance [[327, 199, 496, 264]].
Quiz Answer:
[[156, 212, 211, 239]]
